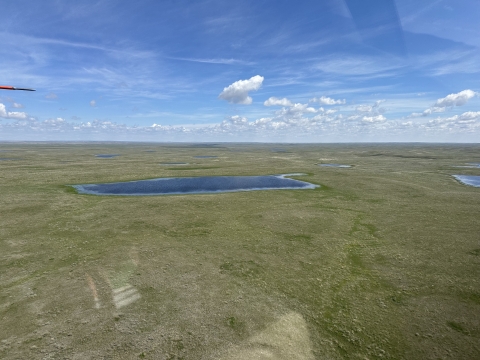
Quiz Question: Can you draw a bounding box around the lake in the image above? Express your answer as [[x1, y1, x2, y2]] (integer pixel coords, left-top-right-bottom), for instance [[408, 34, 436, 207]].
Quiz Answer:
[[72, 174, 318, 196], [453, 175, 480, 187]]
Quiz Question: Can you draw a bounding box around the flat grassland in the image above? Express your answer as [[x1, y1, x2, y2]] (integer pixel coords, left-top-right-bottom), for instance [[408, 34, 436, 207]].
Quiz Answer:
[[1, 143, 479, 359]]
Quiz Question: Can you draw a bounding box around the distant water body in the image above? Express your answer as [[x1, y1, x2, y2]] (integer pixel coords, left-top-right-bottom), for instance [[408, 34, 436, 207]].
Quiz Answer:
[[453, 175, 480, 188], [72, 174, 317, 196], [95, 154, 119, 158], [453, 163, 480, 168], [193, 156, 217, 158], [159, 162, 188, 165], [319, 164, 351, 168]]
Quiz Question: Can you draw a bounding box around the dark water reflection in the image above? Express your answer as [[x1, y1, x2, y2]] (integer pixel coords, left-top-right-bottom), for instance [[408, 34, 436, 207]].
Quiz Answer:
[[72, 174, 317, 196]]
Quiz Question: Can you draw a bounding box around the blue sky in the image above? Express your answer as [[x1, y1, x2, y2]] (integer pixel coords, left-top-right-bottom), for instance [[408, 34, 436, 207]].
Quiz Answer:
[[1, 0, 479, 142]]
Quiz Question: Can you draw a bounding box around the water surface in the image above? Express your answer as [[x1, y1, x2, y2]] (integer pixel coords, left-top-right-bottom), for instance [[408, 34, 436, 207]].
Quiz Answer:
[[72, 174, 317, 196], [319, 163, 351, 168], [453, 175, 480, 188], [95, 154, 119, 158], [193, 155, 217, 159], [159, 162, 189, 165]]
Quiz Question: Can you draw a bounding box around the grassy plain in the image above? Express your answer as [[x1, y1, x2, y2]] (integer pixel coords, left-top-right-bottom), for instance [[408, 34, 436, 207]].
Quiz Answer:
[[1, 143, 479, 359]]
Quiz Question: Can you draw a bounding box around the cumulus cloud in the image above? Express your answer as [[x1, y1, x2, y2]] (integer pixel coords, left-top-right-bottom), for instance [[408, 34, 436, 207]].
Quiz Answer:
[[434, 89, 476, 107], [6, 111, 28, 120], [355, 100, 386, 115], [408, 107, 446, 118], [0, 104, 6, 118], [45, 93, 58, 100], [311, 96, 346, 105], [2, 108, 479, 142], [90, 100, 96, 107], [276, 103, 317, 118], [264, 97, 293, 107], [362, 115, 386, 123], [409, 90, 477, 118], [218, 75, 264, 104], [457, 111, 480, 120], [220, 115, 250, 131], [12, 102, 24, 108], [0, 103, 28, 120]]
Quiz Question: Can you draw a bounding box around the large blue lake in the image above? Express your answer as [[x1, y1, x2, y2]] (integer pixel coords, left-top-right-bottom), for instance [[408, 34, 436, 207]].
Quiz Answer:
[[453, 175, 480, 188], [72, 174, 317, 196]]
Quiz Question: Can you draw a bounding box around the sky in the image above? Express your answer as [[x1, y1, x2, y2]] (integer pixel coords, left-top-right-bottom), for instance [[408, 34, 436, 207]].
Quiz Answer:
[[1, 0, 479, 142]]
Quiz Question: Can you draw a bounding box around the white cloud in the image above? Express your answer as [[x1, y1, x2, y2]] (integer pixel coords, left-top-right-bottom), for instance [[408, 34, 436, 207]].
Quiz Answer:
[[277, 103, 317, 117], [312, 96, 346, 105], [0, 103, 28, 120], [356, 105, 373, 112], [221, 115, 249, 128], [264, 97, 293, 107], [168, 57, 254, 65], [354, 100, 386, 116], [0, 104, 6, 117], [410, 90, 477, 118], [458, 111, 480, 120], [434, 89, 476, 107], [12, 102, 24, 108], [2, 109, 479, 142], [45, 93, 58, 100], [362, 115, 386, 123], [90, 100, 96, 107], [6, 111, 28, 120], [218, 75, 264, 104]]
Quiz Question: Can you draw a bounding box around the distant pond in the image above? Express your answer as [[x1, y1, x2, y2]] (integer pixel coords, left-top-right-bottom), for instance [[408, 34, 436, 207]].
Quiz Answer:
[[193, 155, 217, 159], [453, 175, 480, 188], [319, 164, 352, 168], [453, 163, 480, 168], [72, 174, 318, 196], [95, 154, 119, 158], [159, 162, 189, 165]]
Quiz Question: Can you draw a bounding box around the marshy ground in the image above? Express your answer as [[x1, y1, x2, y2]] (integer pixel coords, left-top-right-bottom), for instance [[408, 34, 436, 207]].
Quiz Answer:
[[1, 143, 479, 359]]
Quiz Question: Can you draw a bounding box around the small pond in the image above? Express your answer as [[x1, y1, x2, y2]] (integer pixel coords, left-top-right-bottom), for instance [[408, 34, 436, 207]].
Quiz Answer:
[[453, 163, 480, 168], [453, 175, 480, 188], [95, 154, 120, 158], [193, 155, 217, 159], [319, 164, 352, 168], [72, 174, 317, 196], [159, 162, 189, 165]]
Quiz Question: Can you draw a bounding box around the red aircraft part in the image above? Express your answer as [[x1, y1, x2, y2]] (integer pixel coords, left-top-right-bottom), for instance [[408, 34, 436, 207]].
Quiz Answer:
[[0, 85, 35, 91]]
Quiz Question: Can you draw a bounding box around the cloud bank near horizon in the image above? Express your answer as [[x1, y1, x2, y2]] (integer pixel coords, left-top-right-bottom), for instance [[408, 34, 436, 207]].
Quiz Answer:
[[2, 88, 479, 142]]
